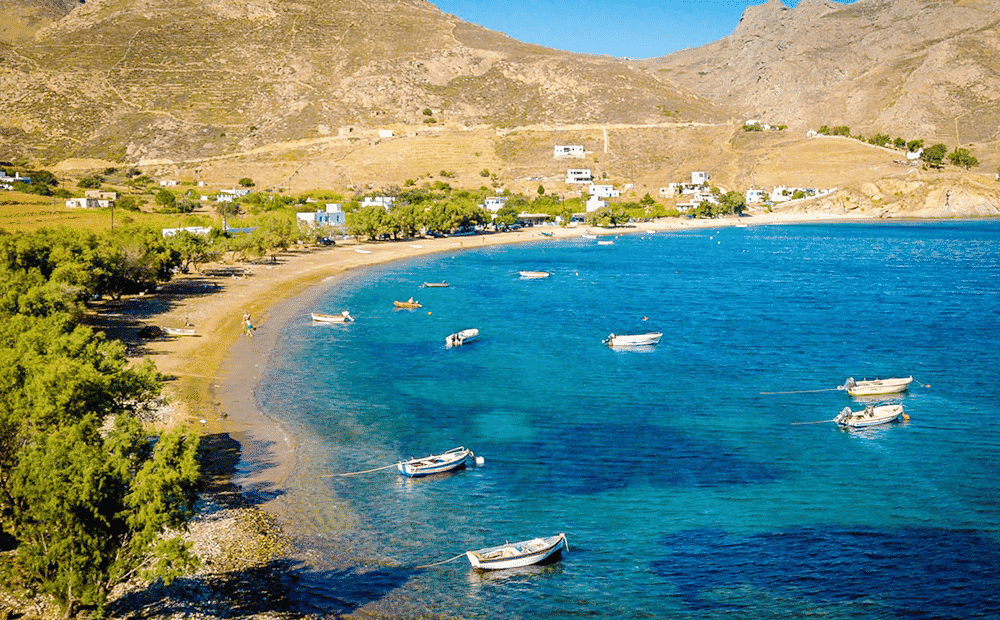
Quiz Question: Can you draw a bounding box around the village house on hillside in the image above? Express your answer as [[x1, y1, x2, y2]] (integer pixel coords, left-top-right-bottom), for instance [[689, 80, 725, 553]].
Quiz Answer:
[[566, 169, 593, 184], [588, 184, 620, 198]]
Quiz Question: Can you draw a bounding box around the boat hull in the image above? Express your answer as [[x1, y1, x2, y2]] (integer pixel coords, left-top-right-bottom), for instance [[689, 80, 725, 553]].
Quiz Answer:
[[836, 404, 905, 429], [397, 447, 470, 477], [394, 301, 422, 309], [311, 312, 352, 323], [519, 271, 550, 279], [606, 332, 663, 347], [466, 533, 568, 570], [841, 376, 913, 396], [446, 329, 479, 347]]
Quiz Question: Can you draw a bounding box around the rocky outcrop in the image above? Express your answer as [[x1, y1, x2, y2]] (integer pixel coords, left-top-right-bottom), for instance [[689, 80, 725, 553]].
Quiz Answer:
[[778, 176, 1000, 219], [645, 0, 1000, 145]]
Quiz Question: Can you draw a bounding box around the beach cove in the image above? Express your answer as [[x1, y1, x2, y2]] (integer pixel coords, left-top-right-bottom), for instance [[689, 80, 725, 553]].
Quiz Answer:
[[108, 212, 1000, 618]]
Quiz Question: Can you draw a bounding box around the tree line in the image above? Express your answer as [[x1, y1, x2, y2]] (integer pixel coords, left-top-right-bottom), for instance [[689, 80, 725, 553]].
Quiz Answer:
[[815, 126, 980, 169], [0, 227, 201, 618]]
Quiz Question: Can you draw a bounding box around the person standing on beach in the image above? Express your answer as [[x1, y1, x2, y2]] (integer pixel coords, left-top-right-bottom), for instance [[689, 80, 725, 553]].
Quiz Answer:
[[243, 312, 254, 338]]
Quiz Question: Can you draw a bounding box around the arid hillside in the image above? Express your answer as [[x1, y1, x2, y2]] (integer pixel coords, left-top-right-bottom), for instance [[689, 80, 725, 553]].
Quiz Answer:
[[0, 0, 722, 164], [642, 0, 1000, 147]]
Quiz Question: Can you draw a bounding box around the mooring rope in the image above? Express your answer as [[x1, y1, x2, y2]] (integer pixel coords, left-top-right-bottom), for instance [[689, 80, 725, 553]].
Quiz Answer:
[[414, 553, 466, 569], [760, 388, 840, 395], [791, 418, 837, 425], [321, 463, 398, 478]]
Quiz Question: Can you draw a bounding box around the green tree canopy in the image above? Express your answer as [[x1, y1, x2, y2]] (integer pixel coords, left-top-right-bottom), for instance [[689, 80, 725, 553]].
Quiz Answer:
[[948, 147, 979, 170], [923, 143, 948, 169]]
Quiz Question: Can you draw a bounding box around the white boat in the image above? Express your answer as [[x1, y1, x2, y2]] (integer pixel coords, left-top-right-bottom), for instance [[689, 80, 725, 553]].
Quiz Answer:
[[163, 327, 197, 337], [354, 248, 373, 254], [398, 447, 472, 477], [834, 404, 906, 429], [446, 328, 479, 347], [581, 234, 597, 240], [838, 376, 913, 396], [423, 281, 449, 288], [466, 533, 568, 570], [519, 270, 550, 279], [311, 311, 353, 323], [597, 240, 614, 245], [604, 332, 663, 347]]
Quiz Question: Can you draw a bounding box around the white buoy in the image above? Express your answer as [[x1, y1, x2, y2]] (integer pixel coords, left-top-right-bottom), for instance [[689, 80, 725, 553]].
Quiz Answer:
[[475, 456, 485, 466]]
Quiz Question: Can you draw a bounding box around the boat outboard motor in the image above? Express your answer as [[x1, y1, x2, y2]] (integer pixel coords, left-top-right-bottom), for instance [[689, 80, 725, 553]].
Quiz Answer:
[[835, 407, 852, 424], [838, 377, 856, 391]]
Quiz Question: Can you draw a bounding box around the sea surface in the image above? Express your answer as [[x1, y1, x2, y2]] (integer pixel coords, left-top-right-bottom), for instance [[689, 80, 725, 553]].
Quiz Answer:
[[256, 221, 1000, 619]]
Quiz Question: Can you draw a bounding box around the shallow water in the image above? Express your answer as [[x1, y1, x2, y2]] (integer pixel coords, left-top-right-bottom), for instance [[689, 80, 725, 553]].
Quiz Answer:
[[257, 221, 1000, 619]]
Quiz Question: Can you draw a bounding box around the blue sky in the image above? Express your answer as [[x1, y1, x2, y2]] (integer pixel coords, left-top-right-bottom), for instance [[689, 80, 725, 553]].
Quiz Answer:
[[433, 0, 857, 59]]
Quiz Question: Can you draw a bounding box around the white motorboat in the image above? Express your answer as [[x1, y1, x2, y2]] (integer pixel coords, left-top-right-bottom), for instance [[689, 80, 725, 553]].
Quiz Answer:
[[519, 271, 550, 279], [311, 311, 353, 323], [839, 376, 913, 396], [604, 332, 663, 347], [446, 328, 479, 347], [466, 533, 568, 570], [834, 404, 906, 429], [163, 327, 197, 337]]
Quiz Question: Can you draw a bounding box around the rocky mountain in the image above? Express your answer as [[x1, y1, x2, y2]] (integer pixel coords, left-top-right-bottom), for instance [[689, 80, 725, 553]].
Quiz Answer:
[[0, 0, 722, 164], [643, 0, 1000, 146]]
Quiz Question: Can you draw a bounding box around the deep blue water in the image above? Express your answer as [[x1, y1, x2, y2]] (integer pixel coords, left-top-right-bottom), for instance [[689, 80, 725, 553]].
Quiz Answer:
[[258, 221, 1000, 619]]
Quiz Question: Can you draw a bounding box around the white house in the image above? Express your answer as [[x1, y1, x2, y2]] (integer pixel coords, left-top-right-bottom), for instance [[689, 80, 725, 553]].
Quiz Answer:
[[554, 145, 585, 159], [588, 184, 620, 198], [691, 171, 711, 185], [361, 196, 396, 210], [659, 186, 676, 199], [159, 179, 180, 187], [585, 195, 608, 212], [220, 188, 251, 197], [297, 204, 346, 228], [65, 198, 100, 209], [481, 196, 507, 213], [0, 171, 30, 184], [566, 169, 593, 184], [162, 226, 212, 237], [745, 189, 766, 204], [378, 129, 394, 139]]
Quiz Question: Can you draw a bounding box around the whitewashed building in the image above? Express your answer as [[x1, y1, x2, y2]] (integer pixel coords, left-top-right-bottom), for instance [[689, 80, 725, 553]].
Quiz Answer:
[[297, 204, 345, 229], [566, 169, 593, 184], [361, 196, 396, 210], [585, 195, 608, 212], [554, 145, 585, 159], [481, 196, 507, 212], [162, 226, 212, 237], [745, 189, 766, 204], [691, 171, 711, 185], [588, 184, 620, 198], [65, 197, 100, 209]]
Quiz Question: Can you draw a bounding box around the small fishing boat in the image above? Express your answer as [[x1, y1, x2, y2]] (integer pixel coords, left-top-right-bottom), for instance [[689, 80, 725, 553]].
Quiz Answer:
[[519, 270, 550, 279], [604, 332, 663, 347], [423, 281, 449, 288], [446, 328, 479, 347], [581, 234, 597, 240], [540, 231, 554, 237], [163, 327, 197, 337], [398, 447, 472, 477], [311, 311, 353, 323], [834, 404, 906, 429], [466, 533, 568, 570], [394, 298, 422, 309], [838, 376, 913, 396], [597, 240, 614, 245]]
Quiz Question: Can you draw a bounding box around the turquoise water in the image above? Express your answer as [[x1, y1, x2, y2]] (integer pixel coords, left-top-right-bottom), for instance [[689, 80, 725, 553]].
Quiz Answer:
[[258, 222, 1000, 619]]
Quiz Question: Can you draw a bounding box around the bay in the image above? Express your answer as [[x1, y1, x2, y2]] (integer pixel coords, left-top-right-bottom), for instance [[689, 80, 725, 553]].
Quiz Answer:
[[257, 221, 1000, 619]]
